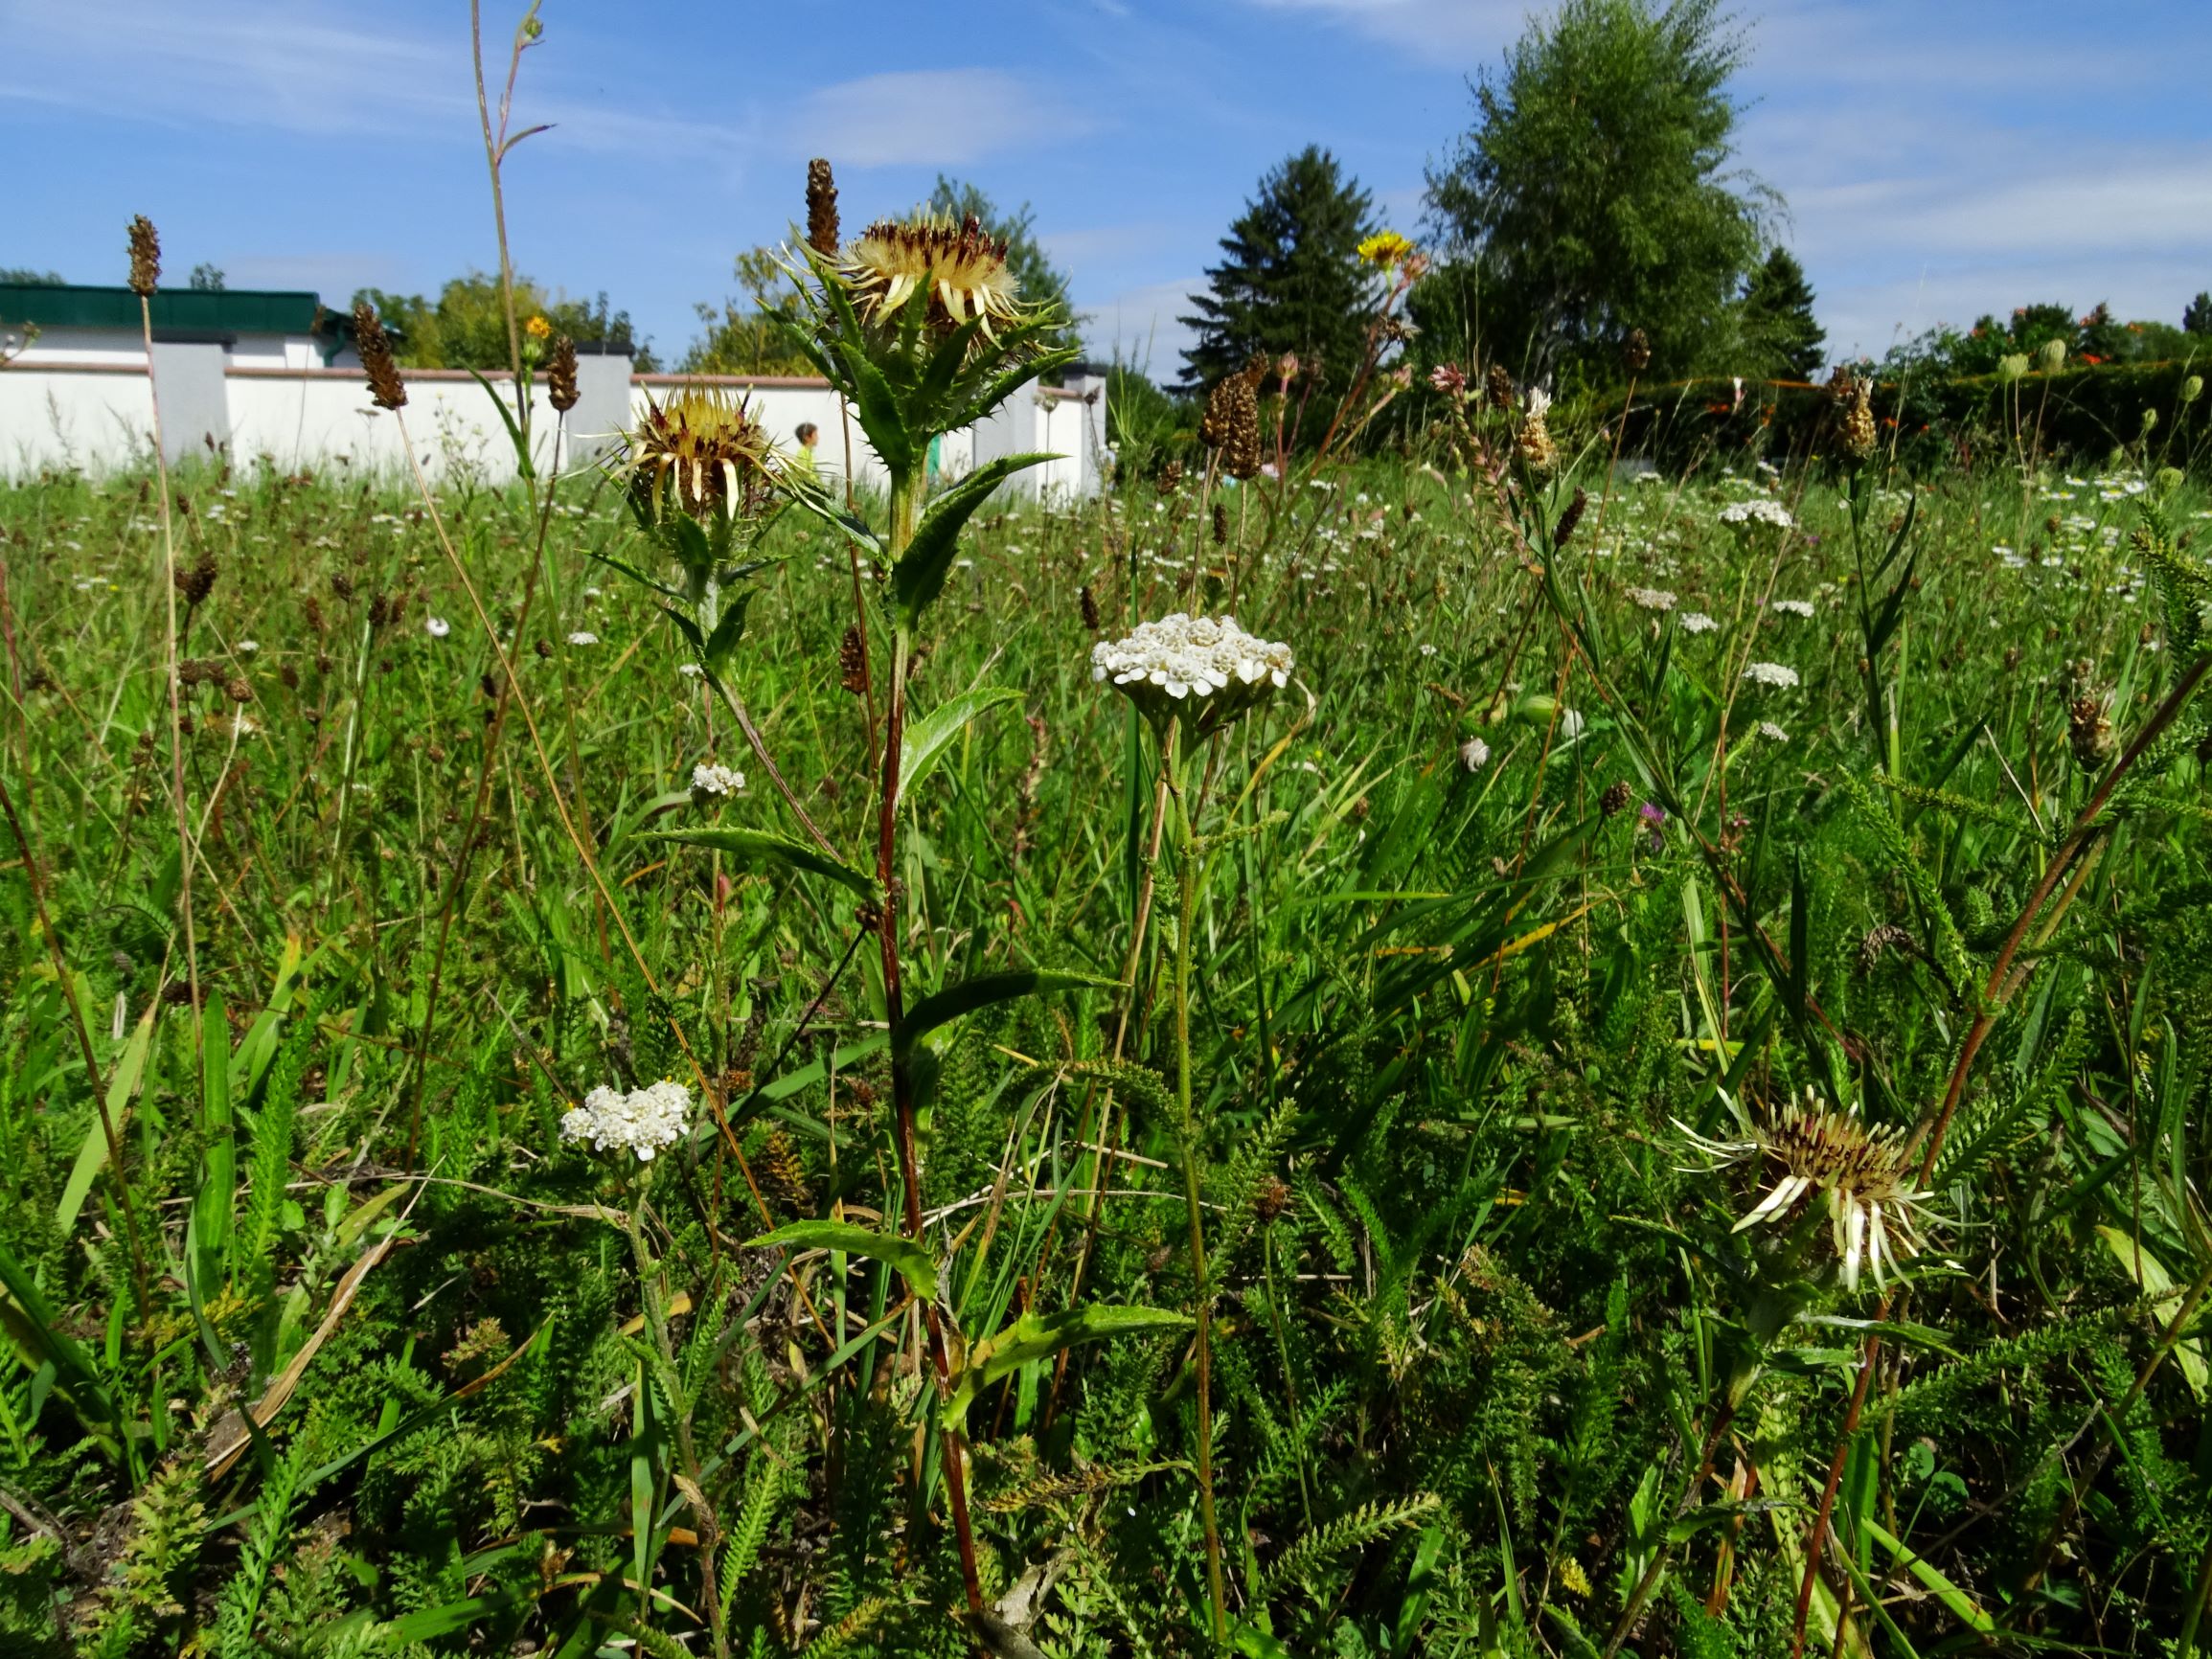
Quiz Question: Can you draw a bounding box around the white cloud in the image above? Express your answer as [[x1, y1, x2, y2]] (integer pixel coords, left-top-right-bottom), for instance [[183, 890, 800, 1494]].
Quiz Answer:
[[1238, 0, 1521, 56], [1081, 277, 1205, 378], [793, 70, 1089, 170]]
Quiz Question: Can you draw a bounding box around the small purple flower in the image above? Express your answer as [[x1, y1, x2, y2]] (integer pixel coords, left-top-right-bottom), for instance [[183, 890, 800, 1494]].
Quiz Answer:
[[1639, 801, 1666, 853]]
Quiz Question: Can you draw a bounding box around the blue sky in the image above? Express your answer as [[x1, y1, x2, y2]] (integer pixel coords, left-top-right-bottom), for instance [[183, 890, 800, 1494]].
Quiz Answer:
[[6, 0, 2209, 379]]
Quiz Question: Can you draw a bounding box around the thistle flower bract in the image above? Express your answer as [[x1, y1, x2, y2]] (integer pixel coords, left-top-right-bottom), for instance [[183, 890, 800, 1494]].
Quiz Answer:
[[840, 209, 1023, 338], [1679, 1089, 1934, 1291], [126, 216, 160, 297], [623, 388, 780, 524], [1092, 612, 1291, 737], [560, 1080, 690, 1162]]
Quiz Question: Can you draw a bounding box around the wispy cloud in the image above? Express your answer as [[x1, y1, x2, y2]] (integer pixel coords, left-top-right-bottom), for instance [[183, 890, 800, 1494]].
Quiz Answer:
[[1082, 276, 1206, 375], [792, 70, 1092, 170], [1237, 0, 1520, 57]]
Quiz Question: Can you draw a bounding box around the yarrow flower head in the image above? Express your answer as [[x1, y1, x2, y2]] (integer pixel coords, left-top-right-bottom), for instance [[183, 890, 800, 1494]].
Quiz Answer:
[[1767, 599, 1816, 618], [1758, 720, 1789, 742], [567, 631, 600, 647], [1626, 586, 1677, 612], [691, 762, 745, 803], [1719, 497, 1794, 533], [1742, 661, 1800, 690], [1677, 1088, 1935, 1291], [1092, 612, 1292, 738], [1679, 611, 1719, 634], [560, 1079, 691, 1163]]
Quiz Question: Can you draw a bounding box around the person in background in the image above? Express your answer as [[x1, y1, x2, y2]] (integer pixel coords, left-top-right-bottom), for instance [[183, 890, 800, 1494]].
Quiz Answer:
[[790, 421, 820, 481]]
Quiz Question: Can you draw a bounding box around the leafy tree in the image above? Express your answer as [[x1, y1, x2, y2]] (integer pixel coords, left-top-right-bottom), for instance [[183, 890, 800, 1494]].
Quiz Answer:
[[2185, 291, 2212, 336], [1740, 248, 1825, 379], [1180, 146, 1377, 396], [1425, 0, 1770, 383], [927, 174, 1083, 359], [0, 266, 63, 285], [353, 273, 656, 371], [189, 263, 226, 292], [683, 246, 814, 375]]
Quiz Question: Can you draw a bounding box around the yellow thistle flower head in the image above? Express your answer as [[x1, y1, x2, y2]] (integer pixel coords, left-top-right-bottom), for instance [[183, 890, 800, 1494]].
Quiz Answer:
[[1678, 1088, 1935, 1292], [1357, 230, 1416, 271], [623, 387, 782, 525], [840, 208, 1025, 337], [525, 313, 553, 341]]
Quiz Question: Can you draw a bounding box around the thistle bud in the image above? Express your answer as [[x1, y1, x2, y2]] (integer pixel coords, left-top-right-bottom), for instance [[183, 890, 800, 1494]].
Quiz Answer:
[[545, 334, 580, 413], [1621, 328, 1652, 375], [2037, 337, 2066, 374], [126, 216, 160, 297], [353, 301, 408, 412], [2139, 407, 2158, 435], [805, 158, 841, 258], [2183, 375, 2204, 404]]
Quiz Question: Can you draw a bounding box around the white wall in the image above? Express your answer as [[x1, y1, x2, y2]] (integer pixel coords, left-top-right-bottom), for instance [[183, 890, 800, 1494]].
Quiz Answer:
[[0, 362, 1106, 500]]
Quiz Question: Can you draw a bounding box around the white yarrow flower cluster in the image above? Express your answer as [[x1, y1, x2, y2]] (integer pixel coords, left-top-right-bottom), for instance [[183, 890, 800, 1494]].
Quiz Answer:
[[1679, 611, 1719, 634], [1743, 661, 1800, 689], [1758, 720, 1789, 742], [560, 1080, 690, 1162], [1092, 612, 1293, 734], [1626, 586, 1677, 612], [568, 630, 600, 647], [1720, 498, 1794, 531], [1768, 599, 1816, 619], [691, 762, 745, 800]]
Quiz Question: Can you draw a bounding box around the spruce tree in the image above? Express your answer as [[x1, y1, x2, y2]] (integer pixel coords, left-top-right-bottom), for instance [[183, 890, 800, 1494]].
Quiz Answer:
[[2183, 290, 2212, 336], [1180, 146, 1377, 396], [1741, 247, 1825, 378]]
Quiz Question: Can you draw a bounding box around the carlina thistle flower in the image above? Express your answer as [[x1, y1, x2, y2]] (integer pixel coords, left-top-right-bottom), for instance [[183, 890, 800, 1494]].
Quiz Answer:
[[353, 302, 408, 412], [841, 208, 1023, 337], [545, 335, 580, 413], [623, 387, 779, 523], [805, 158, 841, 259], [1092, 612, 1292, 738], [1621, 327, 1652, 375], [560, 1079, 691, 1162], [126, 215, 160, 297], [1678, 1088, 1935, 1291]]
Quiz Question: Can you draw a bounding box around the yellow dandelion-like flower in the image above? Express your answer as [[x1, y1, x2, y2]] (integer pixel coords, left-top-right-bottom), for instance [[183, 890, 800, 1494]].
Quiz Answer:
[[622, 388, 782, 524], [1357, 230, 1415, 270], [1678, 1088, 1936, 1291], [840, 208, 1025, 337], [525, 313, 553, 341]]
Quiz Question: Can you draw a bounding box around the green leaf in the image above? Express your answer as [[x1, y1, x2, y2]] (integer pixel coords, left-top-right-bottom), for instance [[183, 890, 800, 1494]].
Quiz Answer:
[[745, 1220, 938, 1303], [892, 452, 1057, 625], [946, 1304, 1191, 1427], [897, 969, 1120, 1060], [1858, 1515, 1995, 1633], [900, 686, 1023, 808], [703, 588, 755, 671], [0, 1236, 120, 1443], [58, 1006, 154, 1237], [465, 369, 535, 483], [650, 829, 876, 899]]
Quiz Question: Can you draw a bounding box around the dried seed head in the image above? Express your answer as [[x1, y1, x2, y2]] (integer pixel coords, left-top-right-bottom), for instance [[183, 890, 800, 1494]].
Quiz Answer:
[[353, 302, 408, 411], [1156, 458, 1184, 494], [1253, 1176, 1291, 1225], [126, 216, 161, 297], [1516, 410, 1558, 475], [837, 625, 868, 694], [1622, 328, 1652, 374], [805, 158, 841, 259], [2068, 692, 2114, 770], [1859, 922, 1912, 972], [1553, 487, 1588, 550], [1212, 501, 1229, 546], [1486, 363, 1516, 412], [1199, 370, 1262, 480], [224, 676, 252, 706], [545, 334, 580, 413], [1600, 780, 1632, 819], [175, 555, 217, 607], [759, 1126, 812, 1215], [1839, 377, 1877, 461], [1078, 584, 1101, 632], [278, 662, 299, 691]]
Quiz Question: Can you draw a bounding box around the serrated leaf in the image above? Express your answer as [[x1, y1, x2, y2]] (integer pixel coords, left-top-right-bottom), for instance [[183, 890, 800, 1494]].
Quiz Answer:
[[900, 686, 1023, 808], [897, 968, 1120, 1059], [892, 452, 1056, 625], [745, 1220, 937, 1303], [650, 829, 876, 898]]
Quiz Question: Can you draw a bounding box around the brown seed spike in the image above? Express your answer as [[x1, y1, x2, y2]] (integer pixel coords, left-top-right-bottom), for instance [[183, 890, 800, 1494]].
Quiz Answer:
[[806, 158, 840, 257], [837, 625, 868, 694], [126, 216, 161, 297], [1079, 584, 1101, 632], [545, 335, 580, 413], [1621, 328, 1652, 375], [353, 302, 408, 412]]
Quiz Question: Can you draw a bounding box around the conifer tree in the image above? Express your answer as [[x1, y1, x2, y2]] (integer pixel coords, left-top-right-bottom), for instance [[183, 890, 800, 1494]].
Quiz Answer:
[[1741, 247, 1826, 378], [1180, 146, 1377, 396], [2182, 290, 2211, 336]]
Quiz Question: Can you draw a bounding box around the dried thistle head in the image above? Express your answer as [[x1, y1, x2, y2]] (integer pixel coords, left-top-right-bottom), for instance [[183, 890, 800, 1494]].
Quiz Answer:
[[1840, 377, 1877, 461], [840, 209, 1023, 337], [1679, 1088, 1934, 1291], [545, 335, 580, 413], [623, 388, 781, 524], [2068, 685, 2115, 770], [175, 554, 217, 608], [126, 216, 161, 297], [1600, 780, 1632, 819], [806, 158, 841, 259], [353, 302, 407, 412], [1621, 328, 1652, 375]]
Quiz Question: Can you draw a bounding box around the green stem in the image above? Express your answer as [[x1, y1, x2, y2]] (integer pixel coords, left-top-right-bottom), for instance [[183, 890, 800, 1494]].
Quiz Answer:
[[1169, 732, 1228, 1645]]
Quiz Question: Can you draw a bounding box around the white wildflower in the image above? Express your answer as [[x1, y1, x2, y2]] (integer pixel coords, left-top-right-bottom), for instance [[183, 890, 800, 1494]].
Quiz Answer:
[[1743, 662, 1800, 690], [1768, 599, 1816, 618], [690, 762, 745, 800], [1560, 709, 1585, 739], [559, 1079, 691, 1162], [237, 640, 259, 655], [567, 630, 600, 647], [678, 663, 704, 678], [1758, 720, 1788, 741], [1459, 736, 1491, 772], [1626, 586, 1677, 612], [424, 616, 451, 639], [1092, 612, 1293, 736], [1719, 498, 1794, 532], [1680, 612, 1719, 634]]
